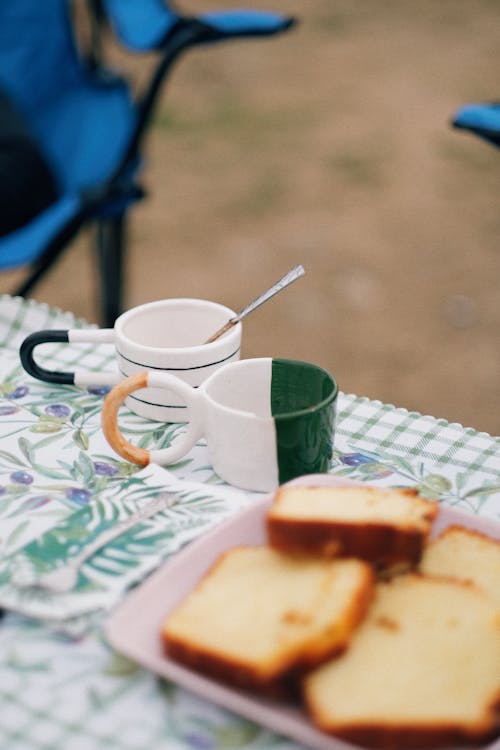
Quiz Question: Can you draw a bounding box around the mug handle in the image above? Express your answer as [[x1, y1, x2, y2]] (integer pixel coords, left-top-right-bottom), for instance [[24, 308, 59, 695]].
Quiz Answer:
[[20, 328, 119, 386], [102, 372, 204, 467]]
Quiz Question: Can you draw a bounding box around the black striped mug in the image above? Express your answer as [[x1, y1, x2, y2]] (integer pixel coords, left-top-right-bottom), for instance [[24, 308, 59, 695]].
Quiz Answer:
[[19, 298, 242, 422]]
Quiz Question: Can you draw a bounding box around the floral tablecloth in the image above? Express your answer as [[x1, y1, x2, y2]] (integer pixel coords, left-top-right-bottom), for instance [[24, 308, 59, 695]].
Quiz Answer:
[[0, 294, 498, 750]]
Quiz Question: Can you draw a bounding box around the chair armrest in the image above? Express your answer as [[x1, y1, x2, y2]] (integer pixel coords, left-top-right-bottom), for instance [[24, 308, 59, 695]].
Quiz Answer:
[[101, 0, 180, 52], [101, 0, 295, 52], [199, 9, 296, 41]]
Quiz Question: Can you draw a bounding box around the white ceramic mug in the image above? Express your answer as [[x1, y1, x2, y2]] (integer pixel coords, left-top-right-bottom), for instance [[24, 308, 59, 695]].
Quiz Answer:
[[102, 358, 338, 492], [19, 298, 242, 422]]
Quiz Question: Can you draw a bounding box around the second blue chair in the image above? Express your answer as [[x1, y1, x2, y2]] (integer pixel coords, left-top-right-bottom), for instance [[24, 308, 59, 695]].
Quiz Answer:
[[452, 102, 500, 149]]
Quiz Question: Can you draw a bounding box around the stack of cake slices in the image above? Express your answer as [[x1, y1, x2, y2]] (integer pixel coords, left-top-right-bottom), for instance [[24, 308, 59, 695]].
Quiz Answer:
[[162, 483, 500, 749]]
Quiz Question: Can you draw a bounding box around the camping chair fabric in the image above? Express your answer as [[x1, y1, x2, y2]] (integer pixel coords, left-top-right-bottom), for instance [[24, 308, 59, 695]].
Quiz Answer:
[[101, 0, 180, 51], [0, 1, 294, 325]]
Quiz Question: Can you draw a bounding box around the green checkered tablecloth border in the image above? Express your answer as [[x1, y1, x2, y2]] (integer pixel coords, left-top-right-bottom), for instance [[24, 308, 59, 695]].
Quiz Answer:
[[0, 295, 85, 346], [337, 394, 500, 478], [0, 294, 116, 376]]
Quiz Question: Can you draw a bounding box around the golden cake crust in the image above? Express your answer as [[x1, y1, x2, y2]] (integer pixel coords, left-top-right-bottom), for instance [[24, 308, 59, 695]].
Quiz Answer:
[[267, 485, 438, 565]]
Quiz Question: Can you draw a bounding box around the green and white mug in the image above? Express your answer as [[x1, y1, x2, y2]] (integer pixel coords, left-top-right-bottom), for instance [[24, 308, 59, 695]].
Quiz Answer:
[[102, 358, 338, 492]]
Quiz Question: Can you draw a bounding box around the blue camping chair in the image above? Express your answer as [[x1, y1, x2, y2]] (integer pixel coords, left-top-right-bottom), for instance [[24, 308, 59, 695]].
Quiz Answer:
[[0, 1, 295, 326], [452, 102, 500, 149]]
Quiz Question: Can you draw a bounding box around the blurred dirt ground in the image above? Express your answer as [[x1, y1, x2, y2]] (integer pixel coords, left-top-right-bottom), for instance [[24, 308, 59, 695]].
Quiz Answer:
[[3, 1, 500, 436]]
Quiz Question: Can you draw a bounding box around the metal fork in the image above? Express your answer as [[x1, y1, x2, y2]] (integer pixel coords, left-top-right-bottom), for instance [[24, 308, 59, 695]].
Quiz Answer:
[[16, 491, 177, 594]]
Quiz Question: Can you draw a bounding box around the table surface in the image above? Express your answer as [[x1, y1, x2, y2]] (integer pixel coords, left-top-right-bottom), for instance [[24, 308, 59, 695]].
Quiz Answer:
[[0, 294, 498, 750]]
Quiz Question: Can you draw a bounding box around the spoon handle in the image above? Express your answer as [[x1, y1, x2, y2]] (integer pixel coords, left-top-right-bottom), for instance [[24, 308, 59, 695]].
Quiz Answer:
[[205, 264, 305, 343], [233, 264, 305, 322]]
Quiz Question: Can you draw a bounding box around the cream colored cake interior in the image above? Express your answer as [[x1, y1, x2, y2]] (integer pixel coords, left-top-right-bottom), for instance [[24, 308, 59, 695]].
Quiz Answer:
[[420, 528, 500, 606], [305, 575, 500, 725], [164, 546, 370, 676], [272, 486, 431, 527]]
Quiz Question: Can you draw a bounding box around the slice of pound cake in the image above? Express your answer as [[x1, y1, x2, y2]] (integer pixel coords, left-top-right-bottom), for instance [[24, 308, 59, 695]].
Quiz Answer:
[[420, 524, 500, 605], [303, 574, 500, 748], [266, 485, 438, 565], [162, 545, 374, 696]]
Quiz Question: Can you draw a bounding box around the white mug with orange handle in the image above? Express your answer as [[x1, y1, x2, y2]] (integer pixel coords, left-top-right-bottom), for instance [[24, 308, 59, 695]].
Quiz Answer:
[[102, 358, 338, 492]]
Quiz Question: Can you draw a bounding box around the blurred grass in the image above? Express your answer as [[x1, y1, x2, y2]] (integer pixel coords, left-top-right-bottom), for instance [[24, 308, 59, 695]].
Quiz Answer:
[[154, 99, 313, 147], [328, 149, 388, 187]]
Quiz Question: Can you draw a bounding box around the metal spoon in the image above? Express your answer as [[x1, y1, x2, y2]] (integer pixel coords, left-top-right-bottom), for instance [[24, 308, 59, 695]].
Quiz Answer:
[[205, 264, 305, 343], [14, 491, 177, 594]]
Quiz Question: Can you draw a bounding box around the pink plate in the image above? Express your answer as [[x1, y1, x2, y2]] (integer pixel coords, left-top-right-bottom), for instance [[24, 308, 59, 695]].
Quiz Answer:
[[105, 475, 500, 750]]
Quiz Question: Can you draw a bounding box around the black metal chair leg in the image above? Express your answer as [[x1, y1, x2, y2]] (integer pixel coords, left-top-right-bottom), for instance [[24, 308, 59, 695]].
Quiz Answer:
[[95, 214, 126, 327]]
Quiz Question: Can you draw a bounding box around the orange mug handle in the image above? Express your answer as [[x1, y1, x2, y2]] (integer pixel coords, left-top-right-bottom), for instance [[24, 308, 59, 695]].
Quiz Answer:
[[102, 372, 203, 466]]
